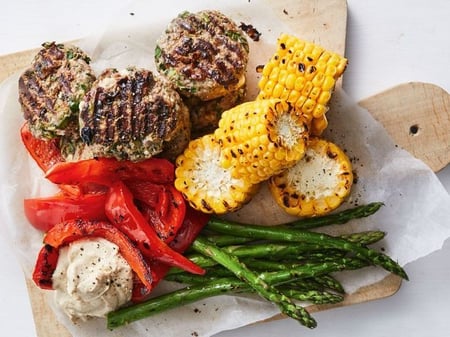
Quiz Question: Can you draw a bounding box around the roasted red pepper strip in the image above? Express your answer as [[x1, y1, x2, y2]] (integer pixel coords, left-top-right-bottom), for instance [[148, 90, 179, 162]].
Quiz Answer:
[[20, 122, 64, 172], [131, 206, 211, 302], [42, 218, 153, 290], [127, 180, 186, 243], [20, 122, 83, 197], [169, 206, 211, 252], [105, 180, 204, 276], [45, 157, 175, 187], [24, 192, 108, 232], [32, 244, 59, 290]]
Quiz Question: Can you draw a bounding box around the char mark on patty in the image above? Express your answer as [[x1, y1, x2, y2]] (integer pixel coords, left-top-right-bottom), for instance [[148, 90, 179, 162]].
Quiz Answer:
[[79, 67, 190, 162], [155, 10, 249, 101], [18, 42, 95, 139]]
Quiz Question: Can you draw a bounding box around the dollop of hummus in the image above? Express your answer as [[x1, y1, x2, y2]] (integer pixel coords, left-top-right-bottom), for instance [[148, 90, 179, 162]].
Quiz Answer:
[[52, 238, 133, 321]]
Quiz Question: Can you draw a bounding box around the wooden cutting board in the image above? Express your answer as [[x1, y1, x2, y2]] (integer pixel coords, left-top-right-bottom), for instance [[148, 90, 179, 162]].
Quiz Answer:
[[1, 0, 449, 336]]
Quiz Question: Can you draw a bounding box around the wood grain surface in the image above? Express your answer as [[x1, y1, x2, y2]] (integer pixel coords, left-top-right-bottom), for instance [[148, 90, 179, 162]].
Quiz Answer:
[[3, 0, 449, 336]]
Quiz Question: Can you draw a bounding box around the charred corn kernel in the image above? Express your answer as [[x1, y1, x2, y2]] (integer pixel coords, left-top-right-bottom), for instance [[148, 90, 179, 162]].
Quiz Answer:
[[175, 134, 258, 214], [257, 33, 347, 135], [268, 137, 353, 217], [215, 99, 310, 185]]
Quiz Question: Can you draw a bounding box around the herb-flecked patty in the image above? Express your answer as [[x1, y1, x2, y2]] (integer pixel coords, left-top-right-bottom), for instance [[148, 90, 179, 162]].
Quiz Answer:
[[155, 10, 249, 101], [18, 42, 95, 139], [185, 84, 246, 138], [77, 67, 190, 162]]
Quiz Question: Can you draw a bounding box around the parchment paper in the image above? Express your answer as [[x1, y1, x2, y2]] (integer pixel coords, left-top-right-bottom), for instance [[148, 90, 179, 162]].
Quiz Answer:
[[0, 0, 449, 336]]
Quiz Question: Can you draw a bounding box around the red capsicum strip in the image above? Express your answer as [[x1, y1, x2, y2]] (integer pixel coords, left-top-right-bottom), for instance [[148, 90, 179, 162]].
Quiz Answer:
[[24, 192, 108, 232], [127, 180, 186, 243], [131, 206, 211, 302], [105, 180, 205, 276], [20, 122, 84, 197], [40, 218, 153, 290], [20, 122, 64, 172], [32, 244, 60, 290], [45, 157, 175, 187]]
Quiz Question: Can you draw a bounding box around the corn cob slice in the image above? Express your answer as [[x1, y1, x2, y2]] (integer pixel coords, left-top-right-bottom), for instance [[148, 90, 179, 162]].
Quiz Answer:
[[175, 134, 258, 214], [257, 33, 347, 135], [214, 98, 310, 185], [268, 137, 353, 217]]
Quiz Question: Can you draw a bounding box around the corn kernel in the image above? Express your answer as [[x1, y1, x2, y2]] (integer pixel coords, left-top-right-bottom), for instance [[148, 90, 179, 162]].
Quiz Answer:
[[318, 51, 332, 63], [272, 83, 284, 98], [312, 72, 325, 87], [280, 88, 291, 101], [262, 62, 273, 77], [317, 90, 331, 105], [301, 81, 313, 96], [287, 89, 301, 103], [309, 87, 321, 101], [310, 114, 328, 136], [285, 73, 297, 89], [312, 103, 327, 118], [302, 98, 315, 114], [269, 67, 280, 81], [294, 76, 306, 91], [322, 76, 335, 91], [325, 64, 337, 77]]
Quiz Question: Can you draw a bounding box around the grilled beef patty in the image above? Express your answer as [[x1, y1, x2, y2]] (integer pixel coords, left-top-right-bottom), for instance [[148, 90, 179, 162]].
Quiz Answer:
[[77, 67, 190, 162], [185, 84, 246, 138], [18, 42, 95, 139], [155, 10, 249, 101]]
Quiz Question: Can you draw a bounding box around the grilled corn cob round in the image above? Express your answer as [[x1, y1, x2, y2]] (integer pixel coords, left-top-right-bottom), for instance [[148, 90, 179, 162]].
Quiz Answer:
[[268, 137, 353, 217], [175, 134, 258, 214], [214, 98, 310, 185], [257, 34, 347, 136]]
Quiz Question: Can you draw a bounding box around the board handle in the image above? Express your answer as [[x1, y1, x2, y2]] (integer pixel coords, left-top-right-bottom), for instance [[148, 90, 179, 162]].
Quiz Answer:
[[359, 82, 450, 172]]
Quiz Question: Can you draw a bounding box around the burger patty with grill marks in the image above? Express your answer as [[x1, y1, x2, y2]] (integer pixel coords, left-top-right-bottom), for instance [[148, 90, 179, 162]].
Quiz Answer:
[[18, 42, 96, 139], [76, 67, 190, 162], [185, 84, 246, 138], [155, 10, 249, 101]]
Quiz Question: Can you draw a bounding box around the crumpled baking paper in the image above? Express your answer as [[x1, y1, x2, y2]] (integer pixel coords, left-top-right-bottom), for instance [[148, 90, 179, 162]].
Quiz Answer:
[[0, 0, 449, 336]]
